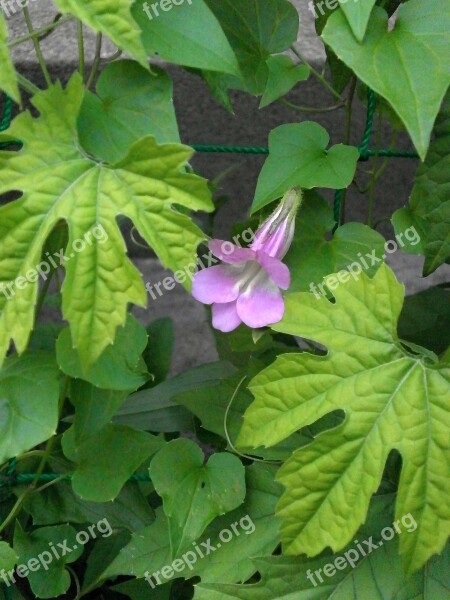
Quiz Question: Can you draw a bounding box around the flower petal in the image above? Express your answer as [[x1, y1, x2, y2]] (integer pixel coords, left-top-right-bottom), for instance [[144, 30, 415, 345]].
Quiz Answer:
[[257, 251, 291, 290], [192, 266, 239, 304], [209, 239, 256, 264], [237, 279, 285, 328], [212, 301, 242, 332]]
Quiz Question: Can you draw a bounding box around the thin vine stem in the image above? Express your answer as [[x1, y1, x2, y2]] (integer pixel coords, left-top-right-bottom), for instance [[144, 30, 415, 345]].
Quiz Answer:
[[8, 14, 73, 47], [16, 73, 40, 95], [77, 21, 85, 79], [280, 97, 345, 113], [22, 6, 52, 87], [86, 33, 103, 89], [290, 45, 341, 100], [339, 75, 357, 223], [367, 113, 384, 227]]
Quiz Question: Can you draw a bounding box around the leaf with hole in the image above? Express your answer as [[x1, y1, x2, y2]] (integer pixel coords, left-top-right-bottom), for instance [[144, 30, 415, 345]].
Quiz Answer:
[[238, 264, 450, 574]]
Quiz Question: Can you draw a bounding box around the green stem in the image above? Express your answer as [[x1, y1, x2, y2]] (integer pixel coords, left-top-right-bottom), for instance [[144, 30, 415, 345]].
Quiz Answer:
[[77, 21, 85, 79], [86, 33, 103, 89], [16, 73, 40, 95], [8, 15, 73, 47], [290, 46, 341, 100], [367, 113, 383, 227], [339, 76, 357, 223], [280, 98, 345, 113], [22, 7, 52, 87]]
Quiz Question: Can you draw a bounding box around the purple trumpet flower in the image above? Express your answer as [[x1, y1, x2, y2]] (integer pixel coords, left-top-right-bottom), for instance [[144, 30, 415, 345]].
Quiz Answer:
[[192, 188, 301, 332]]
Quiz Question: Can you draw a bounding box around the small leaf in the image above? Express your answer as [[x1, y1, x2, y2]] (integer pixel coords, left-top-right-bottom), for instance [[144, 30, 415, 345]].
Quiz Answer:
[[56, 315, 149, 391], [0, 14, 20, 103], [285, 190, 386, 292], [398, 287, 450, 356], [52, 0, 148, 68], [13, 523, 84, 599], [62, 424, 163, 501], [0, 541, 17, 572], [204, 0, 299, 95], [392, 90, 450, 273], [0, 353, 59, 464], [78, 61, 180, 163], [252, 122, 359, 212], [131, 0, 239, 76], [238, 264, 450, 574], [260, 56, 309, 108], [338, 0, 377, 42], [322, 1, 450, 159], [149, 439, 246, 556]]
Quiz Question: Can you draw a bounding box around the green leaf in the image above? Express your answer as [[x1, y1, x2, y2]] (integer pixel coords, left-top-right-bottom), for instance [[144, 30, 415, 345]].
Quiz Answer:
[[113, 361, 235, 432], [322, 1, 450, 159], [285, 190, 386, 292], [112, 578, 171, 600], [143, 317, 174, 386], [82, 530, 132, 596], [105, 463, 281, 585], [13, 523, 84, 599], [24, 480, 154, 531], [338, 0, 377, 42], [238, 264, 450, 574], [398, 287, 450, 356], [62, 424, 163, 501], [0, 77, 213, 369], [0, 352, 59, 464], [259, 56, 309, 108], [0, 14, 20, 103], [195, 537, 450, 599], [131, 0, 239, 75], [78, 61, 180, 164], [0, 541, 17, 571], [56, 315, 149, 391], [204, 0, 299, 95], [52, 0, 148, 68], [149, 439, 246, 556], [393, 90, 450, 273], [252, 122, 359, 212]]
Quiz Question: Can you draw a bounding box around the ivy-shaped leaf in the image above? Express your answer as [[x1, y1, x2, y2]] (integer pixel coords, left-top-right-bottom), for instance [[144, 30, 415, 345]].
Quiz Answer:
[[131, 0, 240, 76], [204, 0, 299, 96], [150, 439, 246, 556], [338, 0, 377, 42], [0, 14, 19, 102], [260, 56, 309, 108], [238, 264, 450, 574], [252, 122, 359, 212], [78, 61, 180, 163], [284, 190, 386, 292], [0, 76, 213, 369], [105, 463, 281, 585], [62, 423, 163, 502], [322, 0, 450, 159], [0, 541, 17, 572], [56, 315, 149, 391], [14, 524, 84, 599], [392, 90, 450, 274], [52, 0, 148, 68], [0, 353, 59, 464]]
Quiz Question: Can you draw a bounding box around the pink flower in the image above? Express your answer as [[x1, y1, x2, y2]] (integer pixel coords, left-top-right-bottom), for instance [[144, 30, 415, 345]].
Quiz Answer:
[[192, 189, 301, 332]]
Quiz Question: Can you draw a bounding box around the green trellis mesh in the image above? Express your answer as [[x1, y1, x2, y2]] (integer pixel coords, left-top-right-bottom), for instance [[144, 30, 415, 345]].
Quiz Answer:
[[0, 86, 419, 496]]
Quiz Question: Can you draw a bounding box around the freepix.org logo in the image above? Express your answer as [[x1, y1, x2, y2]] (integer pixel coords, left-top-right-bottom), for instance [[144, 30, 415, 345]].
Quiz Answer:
[[142, 0, 193, 21]]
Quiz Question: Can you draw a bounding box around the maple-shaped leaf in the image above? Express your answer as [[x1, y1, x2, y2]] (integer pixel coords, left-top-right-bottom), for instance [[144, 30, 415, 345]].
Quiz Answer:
[[0, 76, 213, 368], [52, 0, 148, 68], [0, 13, 20, 102], [237, 264, 450, 574]]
